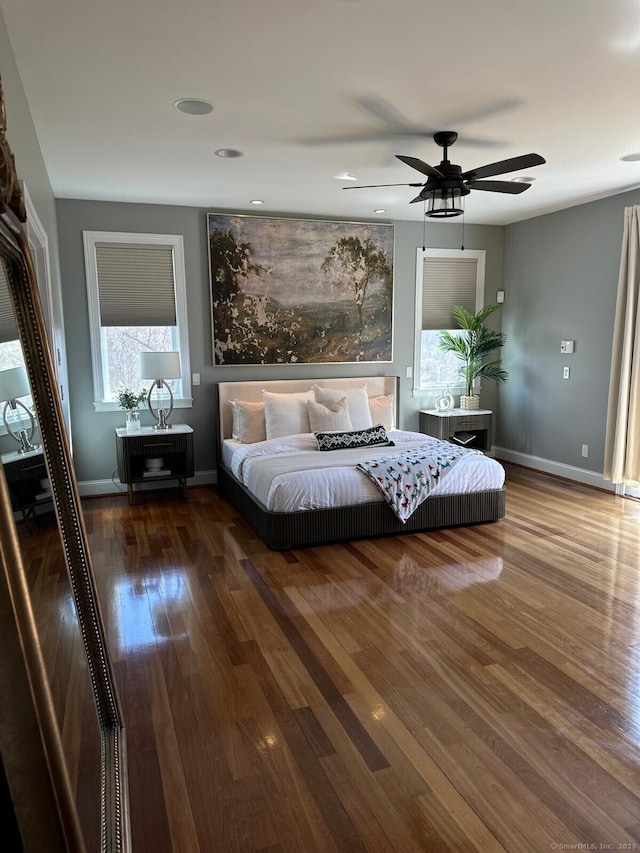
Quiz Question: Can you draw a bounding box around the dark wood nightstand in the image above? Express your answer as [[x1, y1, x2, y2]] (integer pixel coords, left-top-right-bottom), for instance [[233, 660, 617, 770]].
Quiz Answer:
[[115, 424, 194, 504], [419, 408, 492, 452], [1, 447, 51, 529]]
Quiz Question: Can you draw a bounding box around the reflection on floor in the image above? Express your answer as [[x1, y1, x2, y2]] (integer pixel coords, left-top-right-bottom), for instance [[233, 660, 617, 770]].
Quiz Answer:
[[113, 571, 189, 654], [21, 523, 102, 850], [24, 466, 640, 851]]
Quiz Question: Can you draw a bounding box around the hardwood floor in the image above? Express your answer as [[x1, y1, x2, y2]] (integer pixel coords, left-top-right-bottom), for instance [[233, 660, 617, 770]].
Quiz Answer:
[[22, 464, 640, 851]]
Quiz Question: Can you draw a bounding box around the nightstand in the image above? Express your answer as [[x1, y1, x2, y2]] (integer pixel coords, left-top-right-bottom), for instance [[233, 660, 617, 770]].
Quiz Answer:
[[419, 408, 492, 452], [1, 447, 51, 529], [115, 424, 194, 504]]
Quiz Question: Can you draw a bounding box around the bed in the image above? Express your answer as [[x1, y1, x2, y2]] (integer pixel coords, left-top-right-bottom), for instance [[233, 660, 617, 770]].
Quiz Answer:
[[216, 376, 506, 549]]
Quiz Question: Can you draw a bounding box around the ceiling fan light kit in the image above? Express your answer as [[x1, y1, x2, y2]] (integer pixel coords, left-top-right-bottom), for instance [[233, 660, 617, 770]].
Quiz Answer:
[[344, 130, 545, 214], [425, 189, 465, 218]]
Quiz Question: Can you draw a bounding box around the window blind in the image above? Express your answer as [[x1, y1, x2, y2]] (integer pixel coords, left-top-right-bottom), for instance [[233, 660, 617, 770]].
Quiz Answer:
[[96, 243, 177, 327], [0, 262, 18, 344], [421, 256, 478, 330]]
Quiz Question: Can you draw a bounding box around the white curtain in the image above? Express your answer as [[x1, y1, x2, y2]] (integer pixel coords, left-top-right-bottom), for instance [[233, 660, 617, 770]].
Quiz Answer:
[[604, 205, 640, 485]]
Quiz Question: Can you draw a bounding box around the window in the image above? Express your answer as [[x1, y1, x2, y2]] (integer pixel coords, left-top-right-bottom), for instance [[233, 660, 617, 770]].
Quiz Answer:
[[413, 248, 485, 393], [22, 182, 72, 440], [0, 264, 34, 438], [0, 262, 20, 363], [83, 232, 191, 411]]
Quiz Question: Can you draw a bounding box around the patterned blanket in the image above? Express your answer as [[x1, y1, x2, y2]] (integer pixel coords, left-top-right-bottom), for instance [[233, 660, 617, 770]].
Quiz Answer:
[[357, 443, 480, 522]]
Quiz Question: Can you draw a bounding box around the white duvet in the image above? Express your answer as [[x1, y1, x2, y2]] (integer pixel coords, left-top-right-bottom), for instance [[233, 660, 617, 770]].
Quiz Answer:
[[223, 430, 505, 513]]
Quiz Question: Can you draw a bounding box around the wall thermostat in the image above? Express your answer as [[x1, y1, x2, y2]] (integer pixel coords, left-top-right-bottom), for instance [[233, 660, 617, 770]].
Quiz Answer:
[[560, 340, 575, 353]]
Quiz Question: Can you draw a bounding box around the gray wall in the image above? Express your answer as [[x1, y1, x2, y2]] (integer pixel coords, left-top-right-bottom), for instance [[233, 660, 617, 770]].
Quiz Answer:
[[499, 188, 640, 471], [55, 199, 505, 482], [394, 220, 505, 428], [56, 200, 217, 483], [2, 0, 634, 484], [0, 8, 63, 455]]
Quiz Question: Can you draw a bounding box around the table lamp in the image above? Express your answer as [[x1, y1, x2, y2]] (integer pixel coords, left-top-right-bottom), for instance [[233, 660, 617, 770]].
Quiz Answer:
[[139, 351, 181, 429], [0, 366, 38, 453]]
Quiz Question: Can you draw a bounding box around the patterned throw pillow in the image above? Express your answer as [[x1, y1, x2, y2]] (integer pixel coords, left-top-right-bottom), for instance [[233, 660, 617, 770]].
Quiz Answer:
[[315, 424, 395, 452]]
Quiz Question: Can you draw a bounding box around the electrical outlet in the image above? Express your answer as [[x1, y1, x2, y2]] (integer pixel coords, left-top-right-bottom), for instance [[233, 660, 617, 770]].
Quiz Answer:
[[581, 444, 589, 458], [405, 366, 412, 378], [563, 366, 570, 379], [192, 373, 200, 386]]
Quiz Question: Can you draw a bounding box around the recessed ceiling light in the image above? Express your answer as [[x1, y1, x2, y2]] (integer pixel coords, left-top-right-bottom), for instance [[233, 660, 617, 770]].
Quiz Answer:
[[621, 153, 640, 162], [215, 148, 244, 158], [250, 199, 264, 205], [374, 209, 387, 214], [511, 176, 536, 183], [174, 98, 213, 115], [334, 172, 357, 181]]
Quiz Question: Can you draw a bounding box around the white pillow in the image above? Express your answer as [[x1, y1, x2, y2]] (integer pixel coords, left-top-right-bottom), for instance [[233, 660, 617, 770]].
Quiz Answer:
[[369, 394, 395, 431], [313, 384, 373, 431], [307, 397, 353, 433], [262, 389, 315, 439], [230, 400, 266, 443]]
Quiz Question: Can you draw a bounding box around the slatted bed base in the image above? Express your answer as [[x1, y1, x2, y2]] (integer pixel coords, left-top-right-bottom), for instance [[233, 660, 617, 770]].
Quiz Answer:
[[218, 464, 506, 550]]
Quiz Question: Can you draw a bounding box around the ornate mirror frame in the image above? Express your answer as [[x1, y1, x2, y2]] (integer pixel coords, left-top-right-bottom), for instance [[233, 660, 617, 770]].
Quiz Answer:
[[0, 80, 130, 851]]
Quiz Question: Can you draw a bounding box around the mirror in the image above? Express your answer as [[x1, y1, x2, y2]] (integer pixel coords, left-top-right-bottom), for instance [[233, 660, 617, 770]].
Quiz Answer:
[[0, 80, 130, 851]]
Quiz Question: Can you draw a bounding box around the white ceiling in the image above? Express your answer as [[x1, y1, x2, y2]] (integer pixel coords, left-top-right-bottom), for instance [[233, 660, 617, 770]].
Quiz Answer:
[[3, 0, 640, 226]]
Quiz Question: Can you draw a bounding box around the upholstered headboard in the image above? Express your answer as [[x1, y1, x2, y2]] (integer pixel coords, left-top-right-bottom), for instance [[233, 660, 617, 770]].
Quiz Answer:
[[216, 376, 399, 444]]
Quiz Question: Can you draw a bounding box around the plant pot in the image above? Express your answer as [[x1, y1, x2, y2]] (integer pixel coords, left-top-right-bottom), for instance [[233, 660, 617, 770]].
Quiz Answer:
[[459, 395, 480, 410], [125, 410, 141, 433]]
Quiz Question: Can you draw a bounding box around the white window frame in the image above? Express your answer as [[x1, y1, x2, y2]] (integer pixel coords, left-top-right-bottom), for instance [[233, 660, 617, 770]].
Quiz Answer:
[[83, 231, 192, 412], [413, 247, 485, 397], [0, 186, 61, 439]]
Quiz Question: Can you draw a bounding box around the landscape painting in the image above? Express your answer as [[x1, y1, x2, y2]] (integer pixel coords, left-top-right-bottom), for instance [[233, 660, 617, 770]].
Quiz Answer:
[[207, 213, 394, 365]]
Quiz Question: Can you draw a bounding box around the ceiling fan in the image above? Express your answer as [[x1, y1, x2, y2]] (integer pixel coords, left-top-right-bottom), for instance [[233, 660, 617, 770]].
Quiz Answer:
[[344, 131, 545, 217]]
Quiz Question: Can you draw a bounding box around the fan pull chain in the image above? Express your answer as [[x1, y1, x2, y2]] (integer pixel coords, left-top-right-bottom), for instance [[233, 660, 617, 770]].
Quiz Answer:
[[422, 201, 427, 251], [460, 201, 465, 251]]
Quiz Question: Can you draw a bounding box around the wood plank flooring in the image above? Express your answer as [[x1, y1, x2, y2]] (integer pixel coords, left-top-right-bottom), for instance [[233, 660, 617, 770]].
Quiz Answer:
[[22, 464, 640, 852]]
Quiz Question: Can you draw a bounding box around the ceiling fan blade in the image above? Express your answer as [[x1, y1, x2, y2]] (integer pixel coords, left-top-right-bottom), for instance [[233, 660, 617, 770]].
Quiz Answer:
[[356, 95, 516, 147], [462, 153, 545, 180], [434, 96, 523, 130], [357, 95, 416, 131], [304, 96, 524, 149], [409, 194, 428, 204], [467, 180, 531, 194], [304, 129, 501, 148], [304, 130, 429, 145], [343, 182, 425, 190], [396, 155, 443, 179]]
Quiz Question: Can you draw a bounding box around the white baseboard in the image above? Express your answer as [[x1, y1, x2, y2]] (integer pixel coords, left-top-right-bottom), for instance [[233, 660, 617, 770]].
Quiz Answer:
[[77, 469, 217, 497], [494, 447, 616, 492]]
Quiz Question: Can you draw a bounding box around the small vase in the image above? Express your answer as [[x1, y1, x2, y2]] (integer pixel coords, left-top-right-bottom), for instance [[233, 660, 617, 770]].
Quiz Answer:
[[435, 390, 453, 412], [459, 395, 480, 410], [126, 410, 141, 433]]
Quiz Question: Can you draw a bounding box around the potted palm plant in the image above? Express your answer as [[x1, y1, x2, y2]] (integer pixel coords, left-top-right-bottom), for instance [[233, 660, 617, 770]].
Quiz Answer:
[[438, 304, 508, 409]]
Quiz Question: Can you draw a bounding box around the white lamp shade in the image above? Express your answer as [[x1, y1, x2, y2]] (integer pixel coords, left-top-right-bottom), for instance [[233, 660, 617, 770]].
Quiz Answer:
[[0, 366, 30, 402], [139, 351, 181, 381]]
